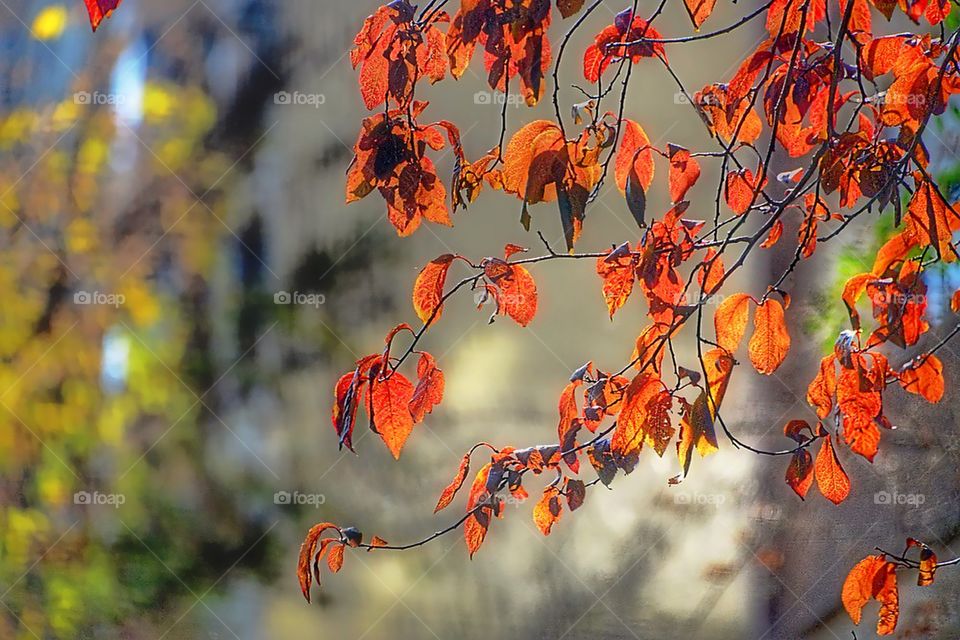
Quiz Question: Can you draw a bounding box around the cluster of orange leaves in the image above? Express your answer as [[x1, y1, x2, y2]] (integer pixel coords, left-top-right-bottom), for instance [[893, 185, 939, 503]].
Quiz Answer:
[[331, 324, 445, 459], [302, 0, 960, 629], [843, 538, 940, 635]]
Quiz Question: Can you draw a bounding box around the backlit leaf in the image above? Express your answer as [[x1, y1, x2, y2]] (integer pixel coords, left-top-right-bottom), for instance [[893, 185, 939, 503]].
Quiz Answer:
[[842, 555, 899, 635], [748, 299, 790, 374], [435, 453, 470, 513], [815, 435, 850, 505], [714, 293, 752, 354], [371, 369, 416, 459], [413, 254, 455, 324]]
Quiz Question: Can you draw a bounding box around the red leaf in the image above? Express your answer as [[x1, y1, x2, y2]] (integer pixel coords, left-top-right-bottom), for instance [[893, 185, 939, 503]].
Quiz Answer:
[[615, 120, 655, 194], [724, 168, 765, 215], [84, 0, 122, 31]]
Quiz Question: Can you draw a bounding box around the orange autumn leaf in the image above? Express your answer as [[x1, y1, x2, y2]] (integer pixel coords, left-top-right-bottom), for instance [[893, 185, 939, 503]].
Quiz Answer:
[[367, 535, 389, 550], [484, 259, 538, 326], [371, 369, 416, 459], [695, 83, 763, 144], [667, 144, 700, 203], [413, 254, 455, 324], [615, 120, 655, 194], [724, 168, 764, 215], [409, 352, 445, 422], [899, 354, 944, 403], [906, 538, 938, 586], [843, 555, 900, 635], [814, 435, 850, 505], [904, 179, 960, 262], [714, 293, 752, 354], [297, 522, 339, 602], [583, 10, 666, 83], [611, 373, 672, 457], [807, 355, 837, 419], [760, 220, 784, 249], [464, 463, 493, 557], [748, 299, 790, 375], [596, 246, 637, 319], [697, 249, 724, 296], [677, 391, 718, 476], [434, 453, 471, 513], [84, 0, 122, 31], [327, 542, 345, 573], [533, 487, 563, 535], [683, 0, 717, 29]]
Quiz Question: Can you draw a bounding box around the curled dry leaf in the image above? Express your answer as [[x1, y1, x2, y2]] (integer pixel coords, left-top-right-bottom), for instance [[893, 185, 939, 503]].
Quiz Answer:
[[435, 453, 471, 513], [409, 352, 445, 423]]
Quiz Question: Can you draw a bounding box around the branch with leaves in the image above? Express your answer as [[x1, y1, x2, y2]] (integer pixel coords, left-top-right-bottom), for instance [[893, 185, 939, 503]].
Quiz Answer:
[[298, 1, 960, 635]]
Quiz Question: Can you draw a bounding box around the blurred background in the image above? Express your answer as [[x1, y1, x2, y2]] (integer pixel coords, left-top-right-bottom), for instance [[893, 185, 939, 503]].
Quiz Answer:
[[0, 1, 958, 638]]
